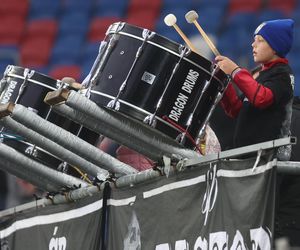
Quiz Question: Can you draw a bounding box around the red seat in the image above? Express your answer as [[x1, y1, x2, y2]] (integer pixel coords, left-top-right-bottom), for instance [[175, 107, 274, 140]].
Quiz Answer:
[[127, 0, 161, 14], [88, 17, 120, 42], [267, 0, 296, 15], [26, 19, 58, 42], [126, 0, 161, 30], [228, 0, 262, 15], [126, 10, 158, 30], [0, 15, 26, 45], [0, 0, 29, 18], [20, 37, 53, 67], [48, 65, 82, 82]]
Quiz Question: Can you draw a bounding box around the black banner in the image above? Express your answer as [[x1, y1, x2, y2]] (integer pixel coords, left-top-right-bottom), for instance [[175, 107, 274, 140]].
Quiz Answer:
[[107, 156, 276, 249], [0, 156, 276, 250], [0, 193, 103, 250]]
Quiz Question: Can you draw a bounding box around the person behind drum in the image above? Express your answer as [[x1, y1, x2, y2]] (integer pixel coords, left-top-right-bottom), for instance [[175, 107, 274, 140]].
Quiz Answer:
[[215, 19, 294, 160]]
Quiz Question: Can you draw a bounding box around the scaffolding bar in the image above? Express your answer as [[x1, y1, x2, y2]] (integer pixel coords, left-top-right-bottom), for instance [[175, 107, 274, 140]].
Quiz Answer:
[[52, 90, 200, 161], [183, 137, 296, 168], [0, 117, 109, 180], [6, 104, 138, 176], [0, 143, 88, 191]]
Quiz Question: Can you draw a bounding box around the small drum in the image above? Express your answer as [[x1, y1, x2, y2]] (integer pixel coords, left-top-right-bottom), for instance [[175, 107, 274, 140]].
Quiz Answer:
[[87, 22, 229, 149], [0, 65, 98, 177]]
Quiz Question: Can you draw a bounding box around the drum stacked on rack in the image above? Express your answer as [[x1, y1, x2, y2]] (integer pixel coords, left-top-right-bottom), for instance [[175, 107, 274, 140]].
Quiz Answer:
[[0, 22, 229, 192]]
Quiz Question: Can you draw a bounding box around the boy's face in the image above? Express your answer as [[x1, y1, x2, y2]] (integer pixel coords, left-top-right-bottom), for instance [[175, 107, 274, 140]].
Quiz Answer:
[[252, 35, 278, 63]]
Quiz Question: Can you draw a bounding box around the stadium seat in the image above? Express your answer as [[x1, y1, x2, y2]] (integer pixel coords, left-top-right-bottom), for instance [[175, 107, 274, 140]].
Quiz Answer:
[[267, 0, 296, 15], [50, 34, 85, 66], [192, 6, 226, 35], [63, 0, 94, 13], [20, 37, 53, 67], [128, 0, 161, 13], [127, 10, 158, 31], [193, 0, 228, 9], [58, 11, 90, 36], [0, 48, 19, 77], [0, 0, 29, 19], [88, 17, 120, 43], [162, 0, 192, 9], [26, 19, 58, 43], [256, 9, 288, 24], [48, 65, 82, 82], [228, 0, 262, 15], [225, 12, 259, 33], [0, 16, 26, 46], [94, 0, 128, 18], [28, 0, 61, 20], [80, 42, 100, 81]]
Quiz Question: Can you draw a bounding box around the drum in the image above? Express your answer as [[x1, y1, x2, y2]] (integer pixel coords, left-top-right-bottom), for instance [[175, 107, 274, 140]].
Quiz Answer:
[[0, 65, 98, 177], [88, 22, 229, 149]]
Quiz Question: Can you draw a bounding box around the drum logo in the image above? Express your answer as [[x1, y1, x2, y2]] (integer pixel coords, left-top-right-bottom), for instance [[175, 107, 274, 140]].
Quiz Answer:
[[168, 69, 199, 122], [0, 80, 17, 104], [141, 71, 156, 85]]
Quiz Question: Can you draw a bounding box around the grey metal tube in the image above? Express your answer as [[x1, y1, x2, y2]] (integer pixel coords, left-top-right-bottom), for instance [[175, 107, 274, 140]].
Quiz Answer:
[[0, 159, 60, 192], [0, 143, 88, 191], [0, 117, 109, 180], [277, 161, 300, 174], [9, 104, 138, 176], [55, 90, 200, 161], [115, 169, 162, 188]]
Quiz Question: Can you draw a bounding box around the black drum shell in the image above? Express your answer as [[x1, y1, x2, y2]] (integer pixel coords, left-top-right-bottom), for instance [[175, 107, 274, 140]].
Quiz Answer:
[[89, 22, 228, 149]]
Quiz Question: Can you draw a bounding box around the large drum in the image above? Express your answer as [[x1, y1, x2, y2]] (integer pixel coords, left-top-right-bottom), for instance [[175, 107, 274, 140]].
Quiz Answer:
[[0, 65, 97, 176], [87, 22, 229, 149]]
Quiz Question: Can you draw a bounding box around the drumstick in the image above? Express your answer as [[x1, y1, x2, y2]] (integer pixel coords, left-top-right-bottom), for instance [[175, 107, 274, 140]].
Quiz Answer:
[[61, 77, 82, 90], [185, 10, 220, 56], [164, 14, 198, 53]]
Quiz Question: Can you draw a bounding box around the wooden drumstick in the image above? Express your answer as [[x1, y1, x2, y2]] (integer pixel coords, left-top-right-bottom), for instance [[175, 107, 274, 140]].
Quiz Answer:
[[61, 77, 83, 90], [164, 14, 198, 53], [185, 10, 220, 56]]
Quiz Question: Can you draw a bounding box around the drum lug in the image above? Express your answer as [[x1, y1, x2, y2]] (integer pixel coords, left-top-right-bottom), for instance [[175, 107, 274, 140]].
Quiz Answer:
[[142, 29, 155, 40], [23, 68, 35, 79], [57, 161, 69, 173], [107, 99, 120, 111], [106, 22, 125, 35], [176, 133, 186, 145], [143, 114, 157, 127], [4, 65, 13, 77], [25, 145, 38, 158]]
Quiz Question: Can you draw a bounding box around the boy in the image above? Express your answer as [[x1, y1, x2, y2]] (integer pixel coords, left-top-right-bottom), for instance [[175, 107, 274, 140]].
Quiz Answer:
[[215, 19, 294, 160]]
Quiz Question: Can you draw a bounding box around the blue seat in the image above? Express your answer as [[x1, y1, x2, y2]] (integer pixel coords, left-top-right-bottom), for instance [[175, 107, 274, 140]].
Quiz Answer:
[[0, 47, 19, 77], [63, 0, 94, 13], [256, 9, 288, 24], [193, 0, 228, 9], [158, 7, 192, 35], [80, 42, 100, 79], [162, 0, 193, 9], [294, 73, 300, 97], [50, 34, 85, 66], [58, 11, 90, 36], [226, 12, 259, 32], [28, 0, 61, 20], [193, 6, 226, 35], [93, 0, 128, 18]]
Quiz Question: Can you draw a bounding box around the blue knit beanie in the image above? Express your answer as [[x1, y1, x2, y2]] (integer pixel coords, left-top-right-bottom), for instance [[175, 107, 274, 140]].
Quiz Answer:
[[254, 19, 294, 57]]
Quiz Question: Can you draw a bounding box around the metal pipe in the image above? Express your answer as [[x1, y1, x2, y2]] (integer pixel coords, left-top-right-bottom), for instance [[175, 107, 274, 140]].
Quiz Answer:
[[0, 143, 88, 192], [277, 161, 300, 174], [8, 104, 138, 176], [115, 169, 162, 188], [0, 117, 110, 180], [55, 90, 200, 161]]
